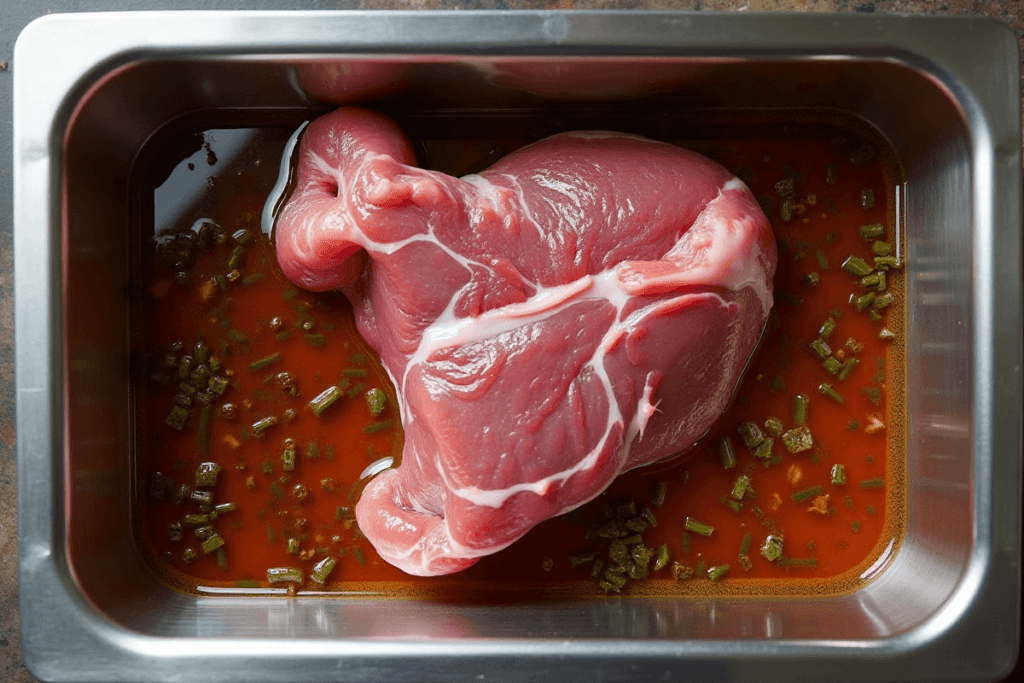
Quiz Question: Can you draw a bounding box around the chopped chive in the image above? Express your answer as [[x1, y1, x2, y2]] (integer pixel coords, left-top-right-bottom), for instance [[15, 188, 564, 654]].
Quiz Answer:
[[194, 461, 220, 487], [363, 420, 392, 434], [842, 256, 873, 277], [198, 407, 211, 454], [861, 273, 881, 288], [780, 199, 794, 222], [227, 329, 248, 344], [738, 554, 753, 571], [738, 421, 765, 448], [248, 353, 281, 372], [872, 240, 892, 256], [818, 383, 845, 403], [343, 368, 368, 378], [242, 273, 266, 286], [310, 557, 337, 584], [859, 223, 884, 240], [287, 538, 300, 555], [182, 548, 197, 563], [793, 393, 809, 425], [874, 255, 901, 270], [825, 164, 839, 185], [306, 441, 320, 460], [815, 250, 829, 270], [764, 417, 784, 437], [873, 292, 895, 310], [231, 228, 252, 245], [717, 436, 736, 469], [190, 489, 213, 506], [569, 550, 599, 568], [641, 507, 657, 527], [194, 525, 215, 540], [305, 333, 326, 348], [282, 287, 299, 300], [252, 416, 278, 436], [837, 358, 859, 381], [201, 534, 225, 554], [791, 485, 825, 503], [684, 517, 714, 537], [852, 292, 876, 312], [213, 502, 236, 515], [808, 338, 832, 360], [860, 188, 876, 209], [345, 382, 365, 399], [754, 437, 774, 460], [778, 556, 818, 568], [769, 374, 786, 393], [653, 544, 671, 572], [740, 532, 753, 556], [214, 274, 229, 292], [353, 547, 366, 566], [707, 564, 730, 581], [165, 405, 189, 431], [878, 327, 896, 341], [726, 499, 743, 513], [652, 481, 667, 507], [267, 567, 303, 584], [207, 375, 228, 395], [760, 534, 784, 561], [227, 245, 246, 271], [851, 520, 862, 533], [282, 446, 296, 471], [862, 386, 883, 406], [730, 475, 751, 501], [819, 318, 836, 340], [365, 388, 387, 416], [168, 522, 182, 541], [859, 478, 884, 489], [681, 532, 691, 553], [866, 504, 877, 515], [309, 386, 342, 417], [802, 272, 820, 288], [822, 356, 841, 375], [831, 464, 847, 486], [624, 517, 648, 534], [348, 353, 368, 365], [269, 481, 284, 500], [782, 426, 813, 453]]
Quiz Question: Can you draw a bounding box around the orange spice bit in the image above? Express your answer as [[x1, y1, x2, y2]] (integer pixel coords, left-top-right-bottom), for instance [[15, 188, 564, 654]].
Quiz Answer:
[[222, 434, 241, 449], [786, 464, 803, 486], [199, 278, 218, 302], [865, 414, 886, 434], [769, 492, 784, 512], [808, 495, 830, 515]]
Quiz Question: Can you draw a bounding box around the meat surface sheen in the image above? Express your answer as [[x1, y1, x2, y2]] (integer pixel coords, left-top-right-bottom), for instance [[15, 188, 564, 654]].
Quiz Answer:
[[275, 107, 777, 576]]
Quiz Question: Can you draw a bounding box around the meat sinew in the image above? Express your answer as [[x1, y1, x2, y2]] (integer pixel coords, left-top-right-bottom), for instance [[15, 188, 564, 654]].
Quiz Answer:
[[275, 107, 777, 576]]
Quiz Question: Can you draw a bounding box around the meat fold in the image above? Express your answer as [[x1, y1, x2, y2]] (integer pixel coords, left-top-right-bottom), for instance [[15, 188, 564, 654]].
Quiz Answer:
[[275, 107, 776, 576]]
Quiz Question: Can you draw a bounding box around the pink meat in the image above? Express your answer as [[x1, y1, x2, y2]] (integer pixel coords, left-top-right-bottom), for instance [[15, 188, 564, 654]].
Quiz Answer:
[[275, 107, 776, 576]]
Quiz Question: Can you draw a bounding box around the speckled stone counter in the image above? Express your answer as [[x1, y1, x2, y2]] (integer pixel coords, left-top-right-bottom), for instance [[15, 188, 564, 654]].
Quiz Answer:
[[1, 2, 1020, 681]]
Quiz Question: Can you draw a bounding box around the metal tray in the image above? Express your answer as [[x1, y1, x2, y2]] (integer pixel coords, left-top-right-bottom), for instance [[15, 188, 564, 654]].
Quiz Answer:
[[13, 10, 1022, 683]]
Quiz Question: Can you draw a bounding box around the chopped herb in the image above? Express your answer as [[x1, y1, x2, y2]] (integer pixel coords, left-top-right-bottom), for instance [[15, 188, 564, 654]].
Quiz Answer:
[[851, 520, 862, 533], [365, 388, 387, 416], [345, 382, 365, 399], [825, 164, 839, 185], [782, 426, 813, 453], [791, 485, 825, 503], [227, 329, 248, 344], [569, 550, 599, 568], [778, 556, 818, 568], [764, 417, 784, 437], [684, 517, 714, 538], [873, 292, 895, 310], [760, 534, 784, 561], [194, 462, 221, 487], [754, 437, 775, 460], [837, 358, 859, 381], [819, 318, 836, 340], [738, 554, 753, 571], [248, 353, 281, 372], [282, 446, 296, 471], [309, 386, 342, 416], [730, 475, 751, 501], [269, 481, 284, 500], [802, 272, 820, 288], [816, 250, 829, 270], [860, 188, 876, 209], [671, 563, 694, 581], [651, 481, 668, 507], [267, 567, 303, 584], [859, 478, 884, 489], [831, 464, 847, 486], [707, 564, 730, 581], [740, 532, 753, 556], [653, 544, 671, 571], [242, 273, 265, 286], [809, 338, 832, 360], [252, 415, 278, 436], [862, 386, 883, 406], [165, 406, 189, 431], [866, 504, 877, 515], [859, 223, 885, 240], [818, 383, 845, 403], [363, 420, 392, 434], [842, 256, 873, 277], [343, 368, 368, 378], [717, 436, 736, 469], [738, 421, 765, 448], [310, 557, 337, 584], [201, 534, 225, 554], [779, 291, 802, 306], [641, 507, 657, 527], [353, 547, 366, 566], [875, 255, 901, 270], [769, 374, 786, 393]]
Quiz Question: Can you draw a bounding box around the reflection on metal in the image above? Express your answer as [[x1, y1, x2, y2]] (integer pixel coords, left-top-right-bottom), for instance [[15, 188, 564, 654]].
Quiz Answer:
[[860, 538, 897, 581], [262, 120, 309, 238]]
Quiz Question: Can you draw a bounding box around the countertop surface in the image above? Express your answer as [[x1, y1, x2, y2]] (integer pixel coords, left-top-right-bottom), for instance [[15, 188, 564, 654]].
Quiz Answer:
[[1, 1, 1021, 682]]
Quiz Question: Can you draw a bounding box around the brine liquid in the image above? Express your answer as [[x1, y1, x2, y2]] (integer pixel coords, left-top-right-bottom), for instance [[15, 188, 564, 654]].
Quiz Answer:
[[133, 110, 905, 598]]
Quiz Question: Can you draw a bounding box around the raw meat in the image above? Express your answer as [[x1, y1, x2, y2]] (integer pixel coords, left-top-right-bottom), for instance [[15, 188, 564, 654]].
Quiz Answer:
[[275, 107, 776, 576]]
